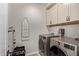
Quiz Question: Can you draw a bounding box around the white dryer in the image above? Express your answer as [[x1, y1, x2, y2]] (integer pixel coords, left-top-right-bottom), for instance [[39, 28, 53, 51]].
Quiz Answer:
[[39, 34, 54, 56]]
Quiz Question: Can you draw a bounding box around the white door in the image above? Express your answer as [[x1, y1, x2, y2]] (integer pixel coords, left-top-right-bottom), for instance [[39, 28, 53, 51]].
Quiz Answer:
[[0, 3, 8, 56], [70, 3, 79, 21]]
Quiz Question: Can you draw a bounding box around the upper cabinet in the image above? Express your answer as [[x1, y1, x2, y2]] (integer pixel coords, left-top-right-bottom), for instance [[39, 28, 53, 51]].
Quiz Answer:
[[46, 3, 79, 26], [70, 3, 79, 21]]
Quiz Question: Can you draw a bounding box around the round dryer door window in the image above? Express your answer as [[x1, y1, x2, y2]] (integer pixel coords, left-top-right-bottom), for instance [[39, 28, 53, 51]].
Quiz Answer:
[[50, 46, 66, 56]]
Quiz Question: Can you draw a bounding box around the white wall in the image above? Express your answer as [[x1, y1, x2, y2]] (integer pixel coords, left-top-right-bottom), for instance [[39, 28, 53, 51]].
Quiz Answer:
[[8, 3, 49, 54], [47, 24, 79, 38], [0, 3, 8, 56]]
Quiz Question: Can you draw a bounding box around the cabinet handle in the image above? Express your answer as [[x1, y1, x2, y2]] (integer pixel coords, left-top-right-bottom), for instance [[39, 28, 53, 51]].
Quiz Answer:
[[66, 16, 70, 21], [50, 20, 52, 24], [58, 42, 60, 45]]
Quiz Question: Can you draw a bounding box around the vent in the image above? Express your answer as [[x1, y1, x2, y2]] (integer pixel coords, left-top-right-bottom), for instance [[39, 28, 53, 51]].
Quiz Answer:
[[46, 3, 56, 10]]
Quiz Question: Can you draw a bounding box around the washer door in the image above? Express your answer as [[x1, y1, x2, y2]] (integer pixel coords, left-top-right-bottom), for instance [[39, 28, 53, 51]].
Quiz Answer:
[[50, 46, 66, 56], [39, 37, 44, 53]]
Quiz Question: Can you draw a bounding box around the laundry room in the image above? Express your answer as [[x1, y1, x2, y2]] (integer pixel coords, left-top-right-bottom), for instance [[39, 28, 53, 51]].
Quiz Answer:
[[0, 1, 79, 56], [7, 3, 79, 56]]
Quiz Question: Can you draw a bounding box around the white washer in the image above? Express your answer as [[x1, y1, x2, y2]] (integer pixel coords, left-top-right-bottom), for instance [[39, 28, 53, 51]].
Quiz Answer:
[[50, 37, 79, 56]]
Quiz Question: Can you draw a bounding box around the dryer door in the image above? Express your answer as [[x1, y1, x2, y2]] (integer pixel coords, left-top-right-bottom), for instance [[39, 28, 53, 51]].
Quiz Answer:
[[50, 46, 66, 56], [39, 35, 45, 56], [39, 38, 44, 52]]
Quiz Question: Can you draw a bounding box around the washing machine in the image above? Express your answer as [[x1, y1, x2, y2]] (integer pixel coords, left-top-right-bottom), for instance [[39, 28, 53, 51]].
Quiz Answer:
[[50, 37, 79, 56], [39, 34, 53, 56]]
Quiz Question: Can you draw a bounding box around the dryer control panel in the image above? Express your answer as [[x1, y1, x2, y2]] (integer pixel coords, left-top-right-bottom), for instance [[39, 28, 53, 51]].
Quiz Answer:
[[64, 43, 75, 51]]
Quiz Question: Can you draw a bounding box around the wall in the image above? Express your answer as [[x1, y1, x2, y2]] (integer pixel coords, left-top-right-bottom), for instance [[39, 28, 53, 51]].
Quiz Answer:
[[8, 3, 49, 54], [0, 3, 8, 56], [47, 24, 79, 38]]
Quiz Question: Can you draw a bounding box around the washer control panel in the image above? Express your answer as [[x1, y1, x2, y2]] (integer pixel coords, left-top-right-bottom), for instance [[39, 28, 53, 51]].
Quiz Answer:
[[64, 43, 75, 51]]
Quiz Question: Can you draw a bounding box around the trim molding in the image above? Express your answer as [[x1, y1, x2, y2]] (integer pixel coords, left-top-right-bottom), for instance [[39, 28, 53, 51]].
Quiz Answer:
[[26, 51, 40, 56]]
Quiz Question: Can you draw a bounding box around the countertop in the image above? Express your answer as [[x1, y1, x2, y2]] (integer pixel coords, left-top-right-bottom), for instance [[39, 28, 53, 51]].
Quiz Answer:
[[50, 36, 79, 46]]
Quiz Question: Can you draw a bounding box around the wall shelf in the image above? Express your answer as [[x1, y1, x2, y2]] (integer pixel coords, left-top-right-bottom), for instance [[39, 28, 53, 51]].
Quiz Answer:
[[46, 20, 79, 27]]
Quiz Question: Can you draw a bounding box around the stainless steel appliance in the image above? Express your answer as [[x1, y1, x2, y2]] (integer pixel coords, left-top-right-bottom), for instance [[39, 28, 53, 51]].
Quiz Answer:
[[39, 34, 53, 56]]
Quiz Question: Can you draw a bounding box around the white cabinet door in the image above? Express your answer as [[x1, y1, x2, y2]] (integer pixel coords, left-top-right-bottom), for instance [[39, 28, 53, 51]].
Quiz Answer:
[[62, 4, 70, 22], [46, 10, 50, 25], [46, 8, 53, 25], [70, 3, 79, 21], [58, 4, 69, 23], [46, 4, 58, 25], [52, 4, 58, 24], [58, 4, 63, 23]]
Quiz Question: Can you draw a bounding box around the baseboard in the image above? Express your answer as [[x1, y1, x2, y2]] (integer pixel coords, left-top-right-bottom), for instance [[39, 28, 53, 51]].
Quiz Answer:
[[26, 51, 40, 56]]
